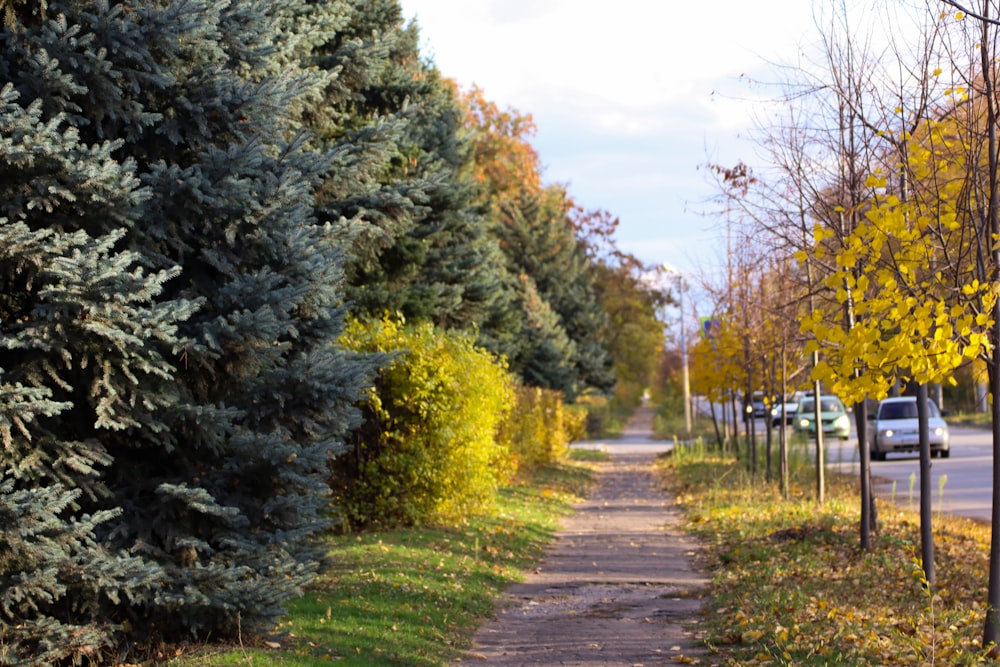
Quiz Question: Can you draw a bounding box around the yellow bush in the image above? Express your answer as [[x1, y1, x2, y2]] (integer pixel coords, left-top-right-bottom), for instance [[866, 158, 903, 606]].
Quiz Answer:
[[499, 385, 581, 471], [334, 316, 515, 527]]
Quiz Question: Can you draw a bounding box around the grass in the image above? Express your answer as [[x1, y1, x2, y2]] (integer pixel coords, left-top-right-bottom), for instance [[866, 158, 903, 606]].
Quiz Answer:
[[661, 439, 994, 666], [166, 434, 999, 666], [169, 449, 607, 666], [947, 411, 992, 427], [653, 410, 720, 444]]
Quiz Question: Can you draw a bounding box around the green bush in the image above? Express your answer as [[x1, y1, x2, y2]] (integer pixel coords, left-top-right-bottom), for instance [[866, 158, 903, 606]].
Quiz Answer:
[[335, 316, 515, 528]]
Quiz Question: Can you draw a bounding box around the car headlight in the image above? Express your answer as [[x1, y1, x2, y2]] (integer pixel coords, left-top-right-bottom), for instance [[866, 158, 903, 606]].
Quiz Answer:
[[834, 415, 849, 428], [934, 427, 945, 437], [882, 429, 894, 438], [798, 418, 811, 428]]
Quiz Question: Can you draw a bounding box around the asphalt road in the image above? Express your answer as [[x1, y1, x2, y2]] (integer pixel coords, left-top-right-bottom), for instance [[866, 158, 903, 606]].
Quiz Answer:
[[822, 424, 994, 522], [579, 415, 999, 523]]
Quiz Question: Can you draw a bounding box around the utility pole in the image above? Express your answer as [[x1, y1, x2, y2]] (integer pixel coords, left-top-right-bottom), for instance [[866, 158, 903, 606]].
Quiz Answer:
[[664, 264, 692, 437]]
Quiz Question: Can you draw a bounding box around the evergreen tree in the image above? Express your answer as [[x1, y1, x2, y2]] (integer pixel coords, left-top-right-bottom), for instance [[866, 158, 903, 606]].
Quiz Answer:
[[0, 83, 189, 662], [513, 273, 577, 395], [299, 0, 518, 341], [1, 0, 377, 645], [495, 188, 615, 399]]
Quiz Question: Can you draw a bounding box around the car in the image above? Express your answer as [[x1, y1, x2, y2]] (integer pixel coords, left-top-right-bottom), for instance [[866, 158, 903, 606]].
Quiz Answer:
[[771, 392, 807, 428], [743, 394, 768, 421], [794, 395, 851, 440], [771, 401, 798, 427], [867, 396, 950, 461]]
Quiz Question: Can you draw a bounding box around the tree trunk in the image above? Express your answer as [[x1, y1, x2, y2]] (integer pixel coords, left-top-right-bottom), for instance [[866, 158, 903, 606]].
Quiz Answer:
[[747, 369, 757, 476], [709, 399, 724, 450], [730, 392, 741, 455], [981, 4, 1000, 651], [986, 357, 1000, 650], [855, 399, 875, 549], [917, 383, 934, 588], [812, 376, 825, 505], [780, 346, 789, 500]]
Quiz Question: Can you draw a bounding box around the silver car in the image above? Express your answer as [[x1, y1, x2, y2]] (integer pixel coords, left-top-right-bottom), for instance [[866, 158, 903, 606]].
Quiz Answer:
[[868, 396, 950, 461]]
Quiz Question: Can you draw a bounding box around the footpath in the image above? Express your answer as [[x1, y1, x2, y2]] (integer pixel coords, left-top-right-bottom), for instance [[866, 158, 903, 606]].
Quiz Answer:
[[454, 409, 710, 666]]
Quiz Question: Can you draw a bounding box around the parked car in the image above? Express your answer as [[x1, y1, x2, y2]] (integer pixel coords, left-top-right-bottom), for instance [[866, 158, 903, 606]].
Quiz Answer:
[[771, 392, 807, 428], [794, 395, 851, 440], [867, 396, 950, 461], [743, 394, 767, 421]]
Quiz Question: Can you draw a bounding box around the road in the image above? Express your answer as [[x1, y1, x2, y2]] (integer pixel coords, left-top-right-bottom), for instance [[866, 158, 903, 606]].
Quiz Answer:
[[822, 424, 994, 522], [579, 413, 999, 522]]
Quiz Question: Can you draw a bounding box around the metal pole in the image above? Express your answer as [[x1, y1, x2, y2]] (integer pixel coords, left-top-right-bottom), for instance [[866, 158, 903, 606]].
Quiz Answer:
[[679, 278, 692, 436]]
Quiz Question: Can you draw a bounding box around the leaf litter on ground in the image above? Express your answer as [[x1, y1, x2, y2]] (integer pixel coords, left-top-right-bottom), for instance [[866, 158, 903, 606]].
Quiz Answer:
[[660, 447, 994, 666]]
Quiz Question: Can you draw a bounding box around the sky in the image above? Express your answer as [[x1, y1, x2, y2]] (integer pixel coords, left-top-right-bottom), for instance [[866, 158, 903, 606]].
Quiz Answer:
[[397, 0, 821, 280]]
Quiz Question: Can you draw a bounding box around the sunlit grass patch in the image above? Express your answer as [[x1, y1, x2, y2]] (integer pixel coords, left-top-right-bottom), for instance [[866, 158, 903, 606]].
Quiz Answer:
[[661, 449, 994, 666], [567, 446, 612, 463]]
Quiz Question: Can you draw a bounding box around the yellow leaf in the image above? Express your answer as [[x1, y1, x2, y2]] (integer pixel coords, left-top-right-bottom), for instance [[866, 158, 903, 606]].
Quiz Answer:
[[864, 174, 885, 188]]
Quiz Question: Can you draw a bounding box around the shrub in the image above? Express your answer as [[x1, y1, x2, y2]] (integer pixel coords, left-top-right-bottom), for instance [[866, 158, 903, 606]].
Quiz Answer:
[[564, 404, 589, 443], [572, 392, 615, 438], [335, 316, 515, 528], [500, 385, 580, 471]]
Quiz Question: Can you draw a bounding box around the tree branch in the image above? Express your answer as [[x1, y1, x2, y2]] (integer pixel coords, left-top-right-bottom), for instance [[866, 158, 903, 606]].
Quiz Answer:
[[940, 0, 1000, 28]]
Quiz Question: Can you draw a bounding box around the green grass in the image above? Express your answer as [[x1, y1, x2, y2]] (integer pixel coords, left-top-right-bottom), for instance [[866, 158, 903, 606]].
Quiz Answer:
[[652, 410, 719, 444], [661, 443, 994, 666], [163, 433, 1000, 665], [170, 453, 602, 666], [946, 410, 992, 427]]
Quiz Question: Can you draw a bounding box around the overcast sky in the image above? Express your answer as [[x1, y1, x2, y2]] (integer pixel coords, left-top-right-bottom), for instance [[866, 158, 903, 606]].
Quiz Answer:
[[397, 0, 822, 280]]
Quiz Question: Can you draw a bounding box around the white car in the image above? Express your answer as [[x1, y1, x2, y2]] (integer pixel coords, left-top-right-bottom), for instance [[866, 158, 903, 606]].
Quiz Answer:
[[868, 396, 950, 461], [771, 400, 799, 427], [771, 391, 808, 428]]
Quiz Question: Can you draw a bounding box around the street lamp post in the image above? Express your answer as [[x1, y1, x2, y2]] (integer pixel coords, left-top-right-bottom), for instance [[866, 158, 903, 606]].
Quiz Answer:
[[664, 264, 692, 437]]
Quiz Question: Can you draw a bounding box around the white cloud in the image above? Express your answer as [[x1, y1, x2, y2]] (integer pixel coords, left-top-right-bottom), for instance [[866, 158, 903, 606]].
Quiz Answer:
[[486, 0, 561, 24], [399, 0, 823, 275]]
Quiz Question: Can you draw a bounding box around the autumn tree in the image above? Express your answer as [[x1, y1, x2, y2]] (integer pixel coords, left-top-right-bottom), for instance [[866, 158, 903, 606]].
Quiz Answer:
[[689, 307, 743, 451], [920, 0, 1000, 646], [461, 84, 543, 205], [462, 89, 615, 398], [594, 255, 669, 411]]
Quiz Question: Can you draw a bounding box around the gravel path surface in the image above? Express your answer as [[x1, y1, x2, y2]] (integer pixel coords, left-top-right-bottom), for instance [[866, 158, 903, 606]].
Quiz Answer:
[[454, 409, 710, 666]]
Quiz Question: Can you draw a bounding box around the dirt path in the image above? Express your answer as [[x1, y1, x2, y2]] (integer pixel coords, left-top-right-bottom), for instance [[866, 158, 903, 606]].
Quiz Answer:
[[455, 409, 710, 666]]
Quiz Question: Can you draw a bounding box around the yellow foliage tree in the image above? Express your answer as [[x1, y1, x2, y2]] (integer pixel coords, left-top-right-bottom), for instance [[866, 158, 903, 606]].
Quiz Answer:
[[800, 134, 996, 405], [689, 315, 747, 448]]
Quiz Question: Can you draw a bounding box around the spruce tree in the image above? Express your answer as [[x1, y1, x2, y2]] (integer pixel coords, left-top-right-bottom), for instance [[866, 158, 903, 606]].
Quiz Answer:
[[494, 188, 615, 399], [1, 0, 377, 645], [299, 0, 517, 340], [0, 83, 188, 662]]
